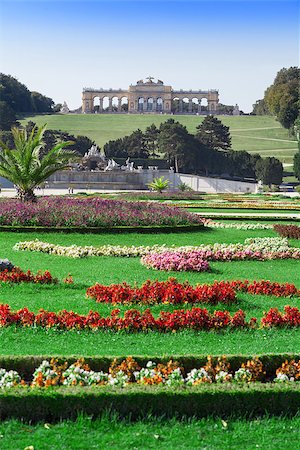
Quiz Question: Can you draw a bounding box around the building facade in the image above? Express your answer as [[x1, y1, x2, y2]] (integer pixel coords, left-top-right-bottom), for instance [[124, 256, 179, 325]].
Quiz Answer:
[[82, 77, 219, 114]]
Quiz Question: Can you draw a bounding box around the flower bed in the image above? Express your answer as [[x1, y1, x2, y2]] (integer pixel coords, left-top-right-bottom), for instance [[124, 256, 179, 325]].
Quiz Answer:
[[0, 267, 57, 284], [274, 224, 300, 239], [86, 279, 237, 305], [86, 279, 299, 305], [203, 219, 273, 230], [1, 303, 300, 331], [14, 237, 300, 259], [1, 356, 299, 389], [0, 197, 203, 228]]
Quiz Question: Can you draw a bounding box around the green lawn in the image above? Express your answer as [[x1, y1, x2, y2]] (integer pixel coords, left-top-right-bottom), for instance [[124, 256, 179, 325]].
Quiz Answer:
[[0, 226, 299, 356], [20, 114, 297, 163], [1, 415, 299, 450]]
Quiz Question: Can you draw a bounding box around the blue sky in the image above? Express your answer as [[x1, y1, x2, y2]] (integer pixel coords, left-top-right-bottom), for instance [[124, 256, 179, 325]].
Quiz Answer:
[[0, 0, 298, 112]]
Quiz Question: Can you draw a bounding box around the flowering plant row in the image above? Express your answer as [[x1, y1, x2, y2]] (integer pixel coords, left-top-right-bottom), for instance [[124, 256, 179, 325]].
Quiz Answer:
[[274, 224, 300, 239], [14, 237, 300, 260], [86, 278, 299, 306], [1, 356, 299, 389], [0, 267, 58, 284], [141, 237, 300, 271], [1, 303, 300, 331], [0, 197, 203, 227], [203, 219, 273, 230]]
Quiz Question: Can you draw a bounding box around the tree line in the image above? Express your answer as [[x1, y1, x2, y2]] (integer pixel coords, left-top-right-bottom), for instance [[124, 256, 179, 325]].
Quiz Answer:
[[104, 116, 283, 186], [0, 73, 58, 130]]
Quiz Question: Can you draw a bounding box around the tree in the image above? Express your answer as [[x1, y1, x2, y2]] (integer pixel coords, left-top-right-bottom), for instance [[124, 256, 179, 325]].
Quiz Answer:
[[143, 124, 159, 157], [31, 92, 54, 113], [195, 115, 231, 152], [0, 101, 18, 131], [252, 99, 270, 115], [264, 67, 299, 130], [158, 119, 197, 172], [255, 157, 283, 186], [125, 129, 149, 158], [0, 125, 77, 201], [293, 119, 300, 180]]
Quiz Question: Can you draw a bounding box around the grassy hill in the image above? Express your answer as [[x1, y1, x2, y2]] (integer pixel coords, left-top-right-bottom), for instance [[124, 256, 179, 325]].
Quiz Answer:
[[20, 114, 298, 165]]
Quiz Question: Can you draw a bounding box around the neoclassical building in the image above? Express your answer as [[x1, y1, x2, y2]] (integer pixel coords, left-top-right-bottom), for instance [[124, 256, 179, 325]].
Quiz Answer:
[[82, 77, 219, 114]]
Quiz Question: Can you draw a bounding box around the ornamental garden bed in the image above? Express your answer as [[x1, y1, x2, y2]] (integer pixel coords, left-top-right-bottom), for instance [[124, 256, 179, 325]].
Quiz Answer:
[[0, 197, 203, 229], [0, 221, 299, 422]]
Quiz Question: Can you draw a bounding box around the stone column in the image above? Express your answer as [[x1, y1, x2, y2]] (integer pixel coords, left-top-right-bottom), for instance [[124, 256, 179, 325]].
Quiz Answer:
[[143, 98, 147, 112], [198, 101, 201, 114], [108, 97, 113, 112], [179, 99, 183, 113], [99, 98, 103, 113], [118, 98, 122, 113], [153, 98, 156, 112], [188, 99, 193, 113]]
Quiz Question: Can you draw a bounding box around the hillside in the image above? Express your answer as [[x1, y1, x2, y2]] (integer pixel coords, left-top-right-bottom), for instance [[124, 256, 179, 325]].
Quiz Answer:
[[20, 114, 298, 165]]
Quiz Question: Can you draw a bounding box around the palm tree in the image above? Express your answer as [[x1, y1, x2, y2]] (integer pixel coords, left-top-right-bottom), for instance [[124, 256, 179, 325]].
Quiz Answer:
[[0, 124, 77, 201]]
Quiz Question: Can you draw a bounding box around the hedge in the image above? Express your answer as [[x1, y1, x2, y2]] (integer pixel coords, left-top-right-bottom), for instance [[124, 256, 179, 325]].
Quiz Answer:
[[1, 383, 300, 421], [0, 224, 204, 234], [1, 353, 299, 381]]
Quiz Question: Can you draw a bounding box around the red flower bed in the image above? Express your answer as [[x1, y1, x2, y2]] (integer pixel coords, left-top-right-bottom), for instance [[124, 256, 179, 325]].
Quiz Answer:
[[1, 303, 299, 331], [86, 278, 237, 305], [0, 268, 57, 284], [230, 280, 299, 298], [86, 279, 300, 305], [273, 224, 300, 239], [262, 306, 300, 327]]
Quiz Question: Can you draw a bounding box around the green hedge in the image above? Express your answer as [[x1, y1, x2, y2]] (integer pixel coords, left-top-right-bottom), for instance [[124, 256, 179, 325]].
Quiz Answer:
[[1, 384, 300, 421], [0, 224, 204, 234], [1, 353, 299, 381]]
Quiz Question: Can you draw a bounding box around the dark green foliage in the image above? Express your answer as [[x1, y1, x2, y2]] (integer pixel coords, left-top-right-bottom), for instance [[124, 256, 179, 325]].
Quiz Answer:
[[255, 157, 283, 186], [195, 115, 231, 152], [264, 67, 300, 130], [30, 92, 54, 113], [0, 74, 32, 113], [0, 73, 55, 118], [252, 99, 270, 115], [0, 384, 299, 421], [294, 152, 300, 181], [0, 101, 18, 131], [158, 119, 198, 172]]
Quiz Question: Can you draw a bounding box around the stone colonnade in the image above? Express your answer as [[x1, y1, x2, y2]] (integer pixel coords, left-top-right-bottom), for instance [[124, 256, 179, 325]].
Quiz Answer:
[[82, 80, 219, 114]]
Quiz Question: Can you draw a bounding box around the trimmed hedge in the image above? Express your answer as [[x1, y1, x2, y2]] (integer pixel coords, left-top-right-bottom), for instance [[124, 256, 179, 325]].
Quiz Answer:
[[0, 224, 204, 234], [1, 353, 299, 381], [1, 383, 300, 421]]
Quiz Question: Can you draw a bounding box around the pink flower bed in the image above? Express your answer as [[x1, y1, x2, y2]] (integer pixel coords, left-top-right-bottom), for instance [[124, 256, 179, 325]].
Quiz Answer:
[[141, 251, 210, 272]]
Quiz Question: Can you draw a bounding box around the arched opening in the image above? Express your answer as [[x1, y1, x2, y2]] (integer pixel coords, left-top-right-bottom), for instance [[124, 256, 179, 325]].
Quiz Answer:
[[147, 97, 153, 111], [93, 96, 100, 113], [192, 97, 199, 113], [172, 97, 180, 113], [121, 96, 128, 112], [138, 97, 144, 112], [200, 98, 208, 113], [111, 96, 119, 112], [182, 97, 189, 113], [157, 97, 163, 112], [102, 96, 109, 112]]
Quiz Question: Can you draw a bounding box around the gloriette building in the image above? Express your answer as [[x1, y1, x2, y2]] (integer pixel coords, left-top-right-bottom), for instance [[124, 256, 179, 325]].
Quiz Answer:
[[82, 77, 219, 114]]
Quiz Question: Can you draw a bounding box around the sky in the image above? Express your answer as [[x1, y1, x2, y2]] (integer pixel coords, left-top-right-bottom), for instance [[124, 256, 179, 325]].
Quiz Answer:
[[0, 0, 299, 112]]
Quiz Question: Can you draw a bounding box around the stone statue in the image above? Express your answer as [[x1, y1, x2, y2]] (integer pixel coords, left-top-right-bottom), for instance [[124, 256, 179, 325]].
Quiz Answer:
[[60, 101, 70, 114], [104, 159, 120, 171]]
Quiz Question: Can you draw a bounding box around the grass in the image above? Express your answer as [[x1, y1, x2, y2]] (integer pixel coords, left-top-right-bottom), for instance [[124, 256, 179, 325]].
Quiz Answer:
[[20, 114, 297, 164], [0, 226, 299, 356], [0, 414, 299, 449], [1, 328, 299, 357]]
